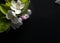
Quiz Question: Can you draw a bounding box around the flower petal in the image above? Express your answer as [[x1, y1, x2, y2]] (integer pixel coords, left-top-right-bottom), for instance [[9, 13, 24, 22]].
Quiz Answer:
[[18, 18, 22, 22], [11, 17, 18, 24], [11, 21, 23, 29], [55, 0, 60, 4], [10, 0, 16, 10], [11, 23, 17, 29], [18, 18, 23, 26], [17, 0, 25, 9], [6, 14, 10, 20], [15, 22, 23, 28], [6, 10, 14, 20], [17, 0, 21, 4], [11, 0, 16, 6], [12, 11, 16, 17], [20, 4, 25, 9], [15, 10, 21, 14], [11, 17, 23, 29], [27, 9, 32, 15], [10, 6, 16, 10]]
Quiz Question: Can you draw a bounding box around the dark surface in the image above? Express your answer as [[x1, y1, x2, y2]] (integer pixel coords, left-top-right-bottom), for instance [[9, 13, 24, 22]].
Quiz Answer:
[[0, 0, 6, 4], [0, 0, 60, 43]]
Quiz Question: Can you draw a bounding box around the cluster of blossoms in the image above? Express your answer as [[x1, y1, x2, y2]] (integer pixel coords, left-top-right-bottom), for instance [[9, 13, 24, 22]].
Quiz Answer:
[[6, 0, 31, 29]]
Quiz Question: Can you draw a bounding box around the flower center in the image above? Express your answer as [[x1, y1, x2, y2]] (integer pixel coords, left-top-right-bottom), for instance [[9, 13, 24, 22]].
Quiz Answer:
[[16, 3, 20, 10]]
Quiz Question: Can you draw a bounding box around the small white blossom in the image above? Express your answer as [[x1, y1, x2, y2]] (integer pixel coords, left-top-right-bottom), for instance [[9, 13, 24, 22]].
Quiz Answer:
[[10, 0, 25, 14], [55, 0, 60, 4], [18, 17, 23, 23], [11, 22, 23, 29], [6, 10, 22, 24], [6, 10, 16, 20], [11, 18, 23, 29]]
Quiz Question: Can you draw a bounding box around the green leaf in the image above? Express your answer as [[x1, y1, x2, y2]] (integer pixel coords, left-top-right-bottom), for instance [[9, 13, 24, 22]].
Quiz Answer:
[[0, 4, 10, 15], [21, 0, 27, 3], [21, 0, 30, 15], [0, 6, 7, 15], [0, 11, 10, 33], [0, 11, 5, 19], [5, 0, 11, 7], [0, 18, 10, 33]]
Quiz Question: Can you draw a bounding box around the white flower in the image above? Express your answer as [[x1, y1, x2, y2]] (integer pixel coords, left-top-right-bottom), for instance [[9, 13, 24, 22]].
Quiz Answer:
[[11, 18, 23, 29], [6, 10, 23, 24], [11, 21, 23, 29], [55, 0, 60, 4], [6, 10, 16, 20], [10, 0, 25, 14]]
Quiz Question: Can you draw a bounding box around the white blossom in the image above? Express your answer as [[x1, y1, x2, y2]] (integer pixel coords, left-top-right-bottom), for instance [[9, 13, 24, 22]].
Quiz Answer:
[[10, 0, 25, 14], [11, 18, 23, 29], [6, 10, 22, 24], [6, 10, 16, 20], [55, 0, 60, 4]]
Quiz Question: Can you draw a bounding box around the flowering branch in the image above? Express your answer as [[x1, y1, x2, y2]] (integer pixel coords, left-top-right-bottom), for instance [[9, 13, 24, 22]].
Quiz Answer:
[[0, 0, 31, 32]]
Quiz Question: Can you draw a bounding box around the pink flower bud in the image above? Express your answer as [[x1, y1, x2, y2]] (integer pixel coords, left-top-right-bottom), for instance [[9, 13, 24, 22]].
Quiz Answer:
[[21, 14, 29, 20]]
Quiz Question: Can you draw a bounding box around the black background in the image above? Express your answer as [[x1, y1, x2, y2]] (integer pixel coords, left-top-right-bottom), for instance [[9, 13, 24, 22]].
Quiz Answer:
[[0, 0, 60, 43]]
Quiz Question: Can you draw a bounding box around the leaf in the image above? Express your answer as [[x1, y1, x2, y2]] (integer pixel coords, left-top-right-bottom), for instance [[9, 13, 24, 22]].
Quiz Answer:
[[5, 0, 11, 7], [0, 11, 10, 33], [0, 11, 5, 18], [0, 0, 11, 15], [0, 18, 10, 33], [0, 4, 10, 15], [0, 6, 7, 15], [21, 0, 27, 3], [21, 0, 30, 15]]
